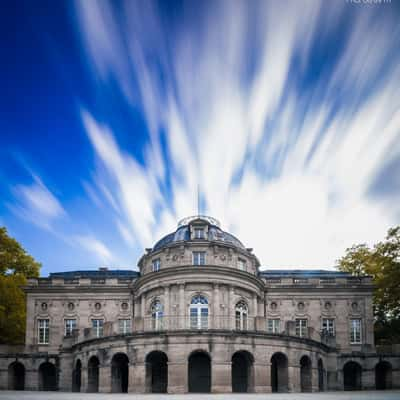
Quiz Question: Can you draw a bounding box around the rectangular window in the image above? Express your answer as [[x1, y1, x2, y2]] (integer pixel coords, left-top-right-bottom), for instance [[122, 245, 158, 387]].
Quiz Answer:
[[92, 319, 104, 338], [192, 251, 206, 266], [38, 319, 49, 344], [295, 319, 308, 337], [267, 319, 281, 334], [238, 258, 246, 271], [320, 278, 335, 285], [91, 278, 105, 284], [64, 319, 77, 337], [350, 319, 362, 344], [194, 228, 205, 239], [152, 258, 161, 272], [119, 319, 131, 334], [322, 318, 335, 336], [293, 278, 308, 284]]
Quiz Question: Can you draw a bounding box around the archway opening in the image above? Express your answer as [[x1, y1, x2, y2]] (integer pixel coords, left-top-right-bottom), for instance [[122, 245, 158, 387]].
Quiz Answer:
[[145, 351, 168, 393], [72, 359, 82, 392], [271, 352, 288, 393], [87, 356, 100, 393], [343, 361, 362, 391], [318, 358, 324, 392], [232, 351, 254, 392], [39, 361, 57, 391], [188, 351, 211, 393], [375, 361, 392, 390], [111, 353, 129, 393], [300, 355, 312, 392], [8, 362, 25, 390]]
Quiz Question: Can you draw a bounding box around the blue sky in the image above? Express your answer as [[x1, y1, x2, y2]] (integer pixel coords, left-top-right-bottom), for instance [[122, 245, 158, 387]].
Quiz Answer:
[[1, 0, 399, 276]]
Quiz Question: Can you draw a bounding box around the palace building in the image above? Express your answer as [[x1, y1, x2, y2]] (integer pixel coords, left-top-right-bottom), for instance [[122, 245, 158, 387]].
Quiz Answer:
[[0, 215, 399, 393]]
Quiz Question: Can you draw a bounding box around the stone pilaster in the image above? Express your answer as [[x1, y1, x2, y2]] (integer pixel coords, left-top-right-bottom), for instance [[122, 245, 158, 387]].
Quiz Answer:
[[288, 365, 300, 392], [168, 360, 187, 393], [213, 283, 219, 329], [254, 362, 270, 392], [99, 364, 111, 392], [164, 285, 170, 329], [179, 283, 185, 329], [361, 368, 375, 390], [212, 361, 231, 393], [80, 366, 87, 393], [129, 362, 146, 393]]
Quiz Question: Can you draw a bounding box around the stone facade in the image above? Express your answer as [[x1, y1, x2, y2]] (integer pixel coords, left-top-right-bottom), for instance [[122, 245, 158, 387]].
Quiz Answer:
[[0, 216, 399, 393]]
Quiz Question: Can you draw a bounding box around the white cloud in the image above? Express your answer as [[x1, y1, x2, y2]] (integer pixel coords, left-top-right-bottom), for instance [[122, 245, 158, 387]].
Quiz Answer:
[[12, 175, 66, 230], [74, 0, 400, 268], [74, 235, 113, 263]]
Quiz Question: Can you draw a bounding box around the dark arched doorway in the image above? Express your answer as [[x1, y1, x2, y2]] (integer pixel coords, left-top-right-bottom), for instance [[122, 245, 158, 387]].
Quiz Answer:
[[271, 352, 288, 393], [318, 358, 324, 391], [146, 351, 168, 393], [375, 361, 392, 390], [188, 351, 211, 393], [111, 353, 129, 393], [72, 359, 82, 392], [232, 351, 254, 392], [8, 362, 25, 390], [87, 356, 100, 393], [300, 355, 312, 392], [343, 361, 362, 391], [39, 361, 57, 391]]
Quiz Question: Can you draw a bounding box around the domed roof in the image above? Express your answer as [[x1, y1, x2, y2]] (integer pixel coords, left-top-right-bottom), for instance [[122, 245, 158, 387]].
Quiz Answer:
[[152, 216, 246, 251]]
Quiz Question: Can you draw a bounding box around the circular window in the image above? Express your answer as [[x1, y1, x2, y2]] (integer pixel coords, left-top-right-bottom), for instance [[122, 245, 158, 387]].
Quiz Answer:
[[121, 302, 129, 310], [68, 302, 75, 311], [41, 302, 48, 311], [298, 301, 305, 310], [324, 301, 332, 310], [270, 302, 277, 310], [94, 302, 102, 311]]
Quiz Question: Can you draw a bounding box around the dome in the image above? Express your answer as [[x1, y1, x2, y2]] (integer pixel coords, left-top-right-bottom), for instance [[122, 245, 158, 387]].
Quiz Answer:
[[152, 215, 246, 251]]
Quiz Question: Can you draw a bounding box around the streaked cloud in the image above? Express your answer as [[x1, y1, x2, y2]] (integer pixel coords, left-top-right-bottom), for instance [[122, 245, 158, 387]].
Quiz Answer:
[[11, 175, 66, 230], [73, 235, 113, 264], [67, 1, 400, 267]]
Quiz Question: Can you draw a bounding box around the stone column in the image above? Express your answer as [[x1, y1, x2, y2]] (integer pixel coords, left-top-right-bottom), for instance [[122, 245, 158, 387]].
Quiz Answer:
[[0, 369, 7, 390], [25, 368, 39, 391], [252, 293, 258, 330], [213, 283, 219, 329], [130, 362, 146, 393], [254, 362, 270, 392], [168, 360, 187, 393], [288, 365, 300, 392], [229, 286, 235, 329], [141, 293, 146, 330], [58, 352, 73, 391], [392, 368, 400, 389], [80, 367, 88, 393], [99, 364, 111, 393], [164, 285, 170, 330], [312, 365, 319, 392], [128, 362, 135, 393], [361, 368, 375, 390], [179, 283, 185, 329], [212, 361, 231, 393]]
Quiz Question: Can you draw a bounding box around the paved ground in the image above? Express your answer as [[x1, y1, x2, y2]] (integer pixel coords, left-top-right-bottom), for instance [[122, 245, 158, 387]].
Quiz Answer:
[[0, 391, 400, 400]]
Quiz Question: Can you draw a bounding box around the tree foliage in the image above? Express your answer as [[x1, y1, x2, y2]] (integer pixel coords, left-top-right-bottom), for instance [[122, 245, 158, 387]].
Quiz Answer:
[[0, 227, 41, 344], [338, 226, 400, 344]]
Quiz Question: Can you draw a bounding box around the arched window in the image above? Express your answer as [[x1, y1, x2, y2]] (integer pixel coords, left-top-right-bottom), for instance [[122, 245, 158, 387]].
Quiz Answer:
[[235, 301, 248, 330], [151, 300, 163, 330], [190, 295, 208, 329]]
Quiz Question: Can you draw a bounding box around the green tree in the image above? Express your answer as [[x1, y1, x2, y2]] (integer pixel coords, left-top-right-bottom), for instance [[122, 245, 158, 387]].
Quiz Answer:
[[337, 226, 400, 344], [0, 227, 41, 344]]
